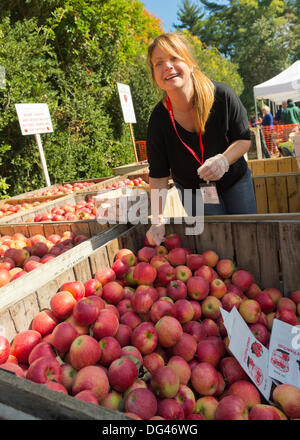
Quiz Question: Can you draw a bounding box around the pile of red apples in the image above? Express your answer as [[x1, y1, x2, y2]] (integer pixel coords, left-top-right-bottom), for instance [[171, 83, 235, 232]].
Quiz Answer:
[[0, 231, 88, 287], [104, 177, 147, 190], [0, 232, 299, 420], [27, 181, 97, 198], [0, 200, 52, 219]]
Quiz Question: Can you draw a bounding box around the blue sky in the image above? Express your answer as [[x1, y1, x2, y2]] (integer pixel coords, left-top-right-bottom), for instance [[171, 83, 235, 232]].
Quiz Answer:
[[141, 0, 183, 32]]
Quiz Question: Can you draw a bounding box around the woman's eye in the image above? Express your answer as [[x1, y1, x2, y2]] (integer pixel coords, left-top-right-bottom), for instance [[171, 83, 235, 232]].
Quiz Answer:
[[171, 56, 178, 61]]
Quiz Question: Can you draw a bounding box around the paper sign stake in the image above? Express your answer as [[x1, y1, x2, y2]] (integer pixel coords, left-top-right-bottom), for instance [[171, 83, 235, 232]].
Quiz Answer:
[[34, 133, 51, 187]]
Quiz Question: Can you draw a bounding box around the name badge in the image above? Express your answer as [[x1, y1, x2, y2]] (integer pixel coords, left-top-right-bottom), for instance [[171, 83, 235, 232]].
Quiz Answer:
[[199, 182, 220, 204]]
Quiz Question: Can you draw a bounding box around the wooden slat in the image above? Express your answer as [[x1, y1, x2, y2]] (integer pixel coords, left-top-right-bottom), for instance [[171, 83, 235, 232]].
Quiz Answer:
[[279, 222, 300, 295], [253, 177, 269, 213], [73, 258, 92, 284], [266, 176, 289, 213], [278, 157, 293, 173], [0, 370, 129, 420], [36, 278, 61, 311], [8, 293, 40, 335], [287, 174, 300, 213], [70, 221, 90, 237], [251, 160, 265, 176], [0, 309, 18, 344], [89, 247, 110, 277], [264, 159, 278, 174], [256, 223, 281, 289], [193, 222, 234, 260], [231, 223, 261, 285], [292, 157, 300, 172]]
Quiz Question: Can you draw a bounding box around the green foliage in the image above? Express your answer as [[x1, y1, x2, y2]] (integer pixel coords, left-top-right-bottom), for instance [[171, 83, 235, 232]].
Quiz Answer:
[[183, 30, 244, 96], [0, 1, 163, 196]]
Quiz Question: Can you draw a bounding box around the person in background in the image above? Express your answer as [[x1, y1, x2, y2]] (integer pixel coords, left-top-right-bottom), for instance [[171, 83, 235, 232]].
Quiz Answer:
[[144, 32, 257, 246], [281, 99, 300, 124], [261, 105, 273, 127], [274, 105, 283, 122]]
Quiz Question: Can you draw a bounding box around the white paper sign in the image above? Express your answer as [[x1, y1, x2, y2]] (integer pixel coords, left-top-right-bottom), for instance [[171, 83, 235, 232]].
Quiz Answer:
[[117, 83, 136, 123], [268, 319, 300, 388], [227, 307, 273, 400], [15, 103, 53, 135]]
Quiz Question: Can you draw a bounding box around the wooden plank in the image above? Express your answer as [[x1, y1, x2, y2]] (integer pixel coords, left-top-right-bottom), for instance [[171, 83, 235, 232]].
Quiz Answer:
[[0, 309, 18, 344], [42, 223, 57, 238], [279, 222, 300, 295], [287, 174, 300, 213], [256, 223, 281, 289], [252, 177, 269, 213], [87, 221, 109, 237], [264, 159, 278, 174], [36, 279, 61, 311], [193, 222, 234, 260], [292, 157, 300, 172], [20, 223, 45, 237], [251, 160, 265, 176], [11, 224, 29, 237], [231, 223, 261, 285], [278, 157, 293, 173], [266, 176, 289, 213], [89, 247, 110, 277], [73, 258, 92, 284], [8, 293, 40, 335], [70, 221, 90, 237], [0, 224, 15, 236], [0, 370, 130, 420]]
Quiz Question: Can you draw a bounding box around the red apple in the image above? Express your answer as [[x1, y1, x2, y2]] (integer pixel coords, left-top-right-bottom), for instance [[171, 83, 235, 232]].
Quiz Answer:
[[74, 390, 99, 405], [196, 339, 222, 367], [131, 322, 158, 355], [191, 362, 219, 395], [10, 330, 41, 364], [227, 380, 261, 410], [26, 356, 62, 384], [108, 357, 138, 392], [167, 280, 187, 301], [239, 299, 261, 324], [167, 248, 186, 266], [215, 395, 248, 420], [91, 309, 119, 340], [149, 298, 176, 323], [202, 250, 219, 267], [175, 384, 196, 417], [220, 357, 248, 386], [157, 263, 176, 284], [174, 299, 194, 324], [157, 398, 184, 420], [272, 384, 300, 419], [84, 278, 102, 297], [51, 321, 78, 353], [60, 281, 85, 301], [155, 316, 183, 348], [195, 396, 219, 420], [143, 352, 165, 374], [73, 296, 104, 326], [183, 321, 206, 342], [28, 342, 56, 365], [254, 291, 275, 314], [72, 365, 109, 401], [69, 335, 101, 370], [232, 270, 254, 292], [95, 267, 116, 286], [168, 355, 191, 385], [201, 296, 222, 320], [187, 276, 209, 301], [133, 262, 157, 286], [210, 279, 227, 299], [249, 404, 287, 420], [0, 336, 10, 365], [114, 324, 132, 347], [249, 323, 270, 346], [125, 388, 157, 420], [175, 265, 192, 283], [221, 292, 242, 312], [151, 365, 180, 398], [164, 233, 181, 250]]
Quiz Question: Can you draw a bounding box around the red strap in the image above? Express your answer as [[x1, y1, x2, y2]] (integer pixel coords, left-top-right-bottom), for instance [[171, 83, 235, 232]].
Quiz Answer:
[[166, 96, 204, 165]]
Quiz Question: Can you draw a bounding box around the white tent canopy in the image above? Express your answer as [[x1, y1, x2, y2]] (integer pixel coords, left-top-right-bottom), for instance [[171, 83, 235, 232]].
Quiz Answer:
[[253, 60, 300, 104]]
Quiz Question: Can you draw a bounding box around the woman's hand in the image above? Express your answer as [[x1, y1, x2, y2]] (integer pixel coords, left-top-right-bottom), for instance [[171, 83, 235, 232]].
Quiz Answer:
[[197, 153, 229, 181], [146, 222, 166, 246]]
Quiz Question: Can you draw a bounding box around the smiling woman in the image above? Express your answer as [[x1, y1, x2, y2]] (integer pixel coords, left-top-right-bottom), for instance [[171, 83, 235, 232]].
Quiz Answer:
[[145, 33, 257, 246]]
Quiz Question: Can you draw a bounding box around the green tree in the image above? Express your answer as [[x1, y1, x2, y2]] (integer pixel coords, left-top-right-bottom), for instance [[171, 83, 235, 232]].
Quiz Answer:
[[0, 0, 163, 196], [175, 0, 205, 35]]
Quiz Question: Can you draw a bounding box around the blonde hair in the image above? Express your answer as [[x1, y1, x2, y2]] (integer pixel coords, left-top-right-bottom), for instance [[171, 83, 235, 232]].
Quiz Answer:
[[262, 105, 270, 113], [147, 33, 215, 133]]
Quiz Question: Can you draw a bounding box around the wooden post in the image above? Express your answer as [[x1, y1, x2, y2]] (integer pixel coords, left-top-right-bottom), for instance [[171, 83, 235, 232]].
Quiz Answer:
[[254, 126, 263, 159], [129, 123, 138, 163]]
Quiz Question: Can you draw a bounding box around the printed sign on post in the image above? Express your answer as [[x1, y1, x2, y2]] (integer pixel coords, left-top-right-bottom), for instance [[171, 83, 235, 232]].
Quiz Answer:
[[117, 83, 136, 124], [15, 103, 52, 186], [268, 319, 300, 388], [222, 307, 273, 400], [15, 103, 53, 135]]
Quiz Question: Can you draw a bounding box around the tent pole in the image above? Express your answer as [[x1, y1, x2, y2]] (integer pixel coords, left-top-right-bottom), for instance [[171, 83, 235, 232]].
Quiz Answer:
[[254, 95, 258, 120]]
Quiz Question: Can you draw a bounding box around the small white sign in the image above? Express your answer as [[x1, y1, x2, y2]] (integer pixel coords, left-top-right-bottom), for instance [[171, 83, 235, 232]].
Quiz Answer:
[[117, 83, 136, 124], [15, 103, 53, 135], [224, 307, 273, 400], [268, 319, 300, 388]]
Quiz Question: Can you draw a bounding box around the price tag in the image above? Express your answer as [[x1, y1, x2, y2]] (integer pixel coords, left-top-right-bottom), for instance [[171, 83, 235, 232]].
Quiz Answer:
[[199, 182, 220, 204]]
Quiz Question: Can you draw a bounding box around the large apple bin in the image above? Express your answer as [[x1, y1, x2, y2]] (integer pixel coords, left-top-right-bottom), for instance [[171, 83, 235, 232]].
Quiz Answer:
[[0, 216, 299, 419]]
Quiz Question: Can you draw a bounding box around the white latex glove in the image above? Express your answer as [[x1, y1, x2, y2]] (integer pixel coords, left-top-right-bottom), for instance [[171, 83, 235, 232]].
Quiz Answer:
[[197, 154, 229, 181], [146, 222, 166, 246]]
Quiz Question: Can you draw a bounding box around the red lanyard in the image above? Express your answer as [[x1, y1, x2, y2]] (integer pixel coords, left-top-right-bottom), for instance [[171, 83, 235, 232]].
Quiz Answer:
[[165, 96, 204, 165]]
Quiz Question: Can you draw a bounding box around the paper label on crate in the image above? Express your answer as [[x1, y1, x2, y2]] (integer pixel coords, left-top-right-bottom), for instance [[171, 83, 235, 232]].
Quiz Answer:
[[268, 319, 300, 388], [220, 307, 233, 338], [228, 307, 273, 400], [117, 83, 136, 124], [15, 103, 53, 135]]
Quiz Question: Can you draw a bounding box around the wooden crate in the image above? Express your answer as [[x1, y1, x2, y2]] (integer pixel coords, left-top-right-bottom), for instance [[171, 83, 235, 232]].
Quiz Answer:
[[248, 157, 299, 175], [0, 168, 150, 224], [6, 167, 149, 202], [0, 217, 299, 419], [252, 172, 300, 214]]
